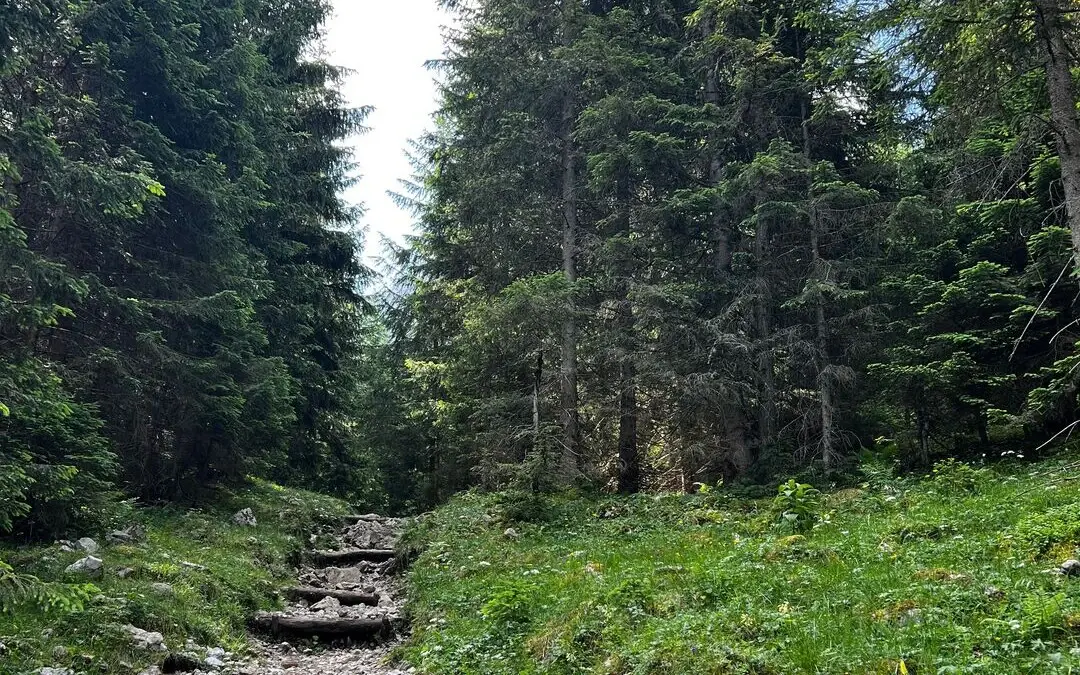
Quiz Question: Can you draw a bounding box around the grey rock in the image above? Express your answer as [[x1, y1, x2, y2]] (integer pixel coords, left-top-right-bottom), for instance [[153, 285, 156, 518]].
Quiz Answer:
[[137, 668, 162, 675], [503, 527, 520, 540], [56, 540, 76, 552], [123, 624, 168, 652], [51, 645, 69, 660], [232, 508, 257, 527], [65, 556, 104, 577], [207, 647, 226, 659], [162, 653, 202, 672], [180, 561, 208, 572], [150, 582, 174, 595], [0, 641, 6, 655], [899, 607, 923, 626], [76, 537, 100, 554], [310, 595, 341, 612], [1061, 559, 1080, 576], [107, 524, 146, 545], [37, 668, 74, 675], [322, 566, 367, 588], [205, 656, 225, 669], [117, 566, 136, 579]]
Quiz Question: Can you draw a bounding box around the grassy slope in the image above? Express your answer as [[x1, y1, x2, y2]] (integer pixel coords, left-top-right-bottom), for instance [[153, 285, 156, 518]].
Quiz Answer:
[[0, 480, 350, 675], [400, 459, 1080, 674]]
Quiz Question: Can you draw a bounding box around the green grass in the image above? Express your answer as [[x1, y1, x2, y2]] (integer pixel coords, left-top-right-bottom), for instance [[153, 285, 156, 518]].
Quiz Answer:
[[399, 458, 1080, 674], [0, 479, 350, 675]]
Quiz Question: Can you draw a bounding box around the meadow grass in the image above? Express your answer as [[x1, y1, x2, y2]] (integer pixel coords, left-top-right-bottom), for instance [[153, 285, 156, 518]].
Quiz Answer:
[[400, 458, 1080, 674], [0, 479, 349, 675]]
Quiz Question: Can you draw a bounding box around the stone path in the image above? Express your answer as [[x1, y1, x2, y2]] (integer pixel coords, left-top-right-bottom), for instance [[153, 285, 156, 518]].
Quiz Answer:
[[239, 515, 414, 675]]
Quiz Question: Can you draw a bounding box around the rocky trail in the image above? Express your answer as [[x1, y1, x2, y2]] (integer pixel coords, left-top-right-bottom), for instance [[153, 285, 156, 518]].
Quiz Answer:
[[239, 514, 414, 675]]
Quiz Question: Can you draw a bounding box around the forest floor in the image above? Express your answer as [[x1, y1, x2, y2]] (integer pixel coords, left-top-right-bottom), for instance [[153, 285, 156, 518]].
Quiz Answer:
[[400, 456, 1080, 674], [0, 481, 410, 675]]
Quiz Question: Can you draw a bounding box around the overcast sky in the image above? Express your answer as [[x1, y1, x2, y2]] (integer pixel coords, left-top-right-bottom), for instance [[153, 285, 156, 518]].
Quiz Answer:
[[323, 1, 450, 260]]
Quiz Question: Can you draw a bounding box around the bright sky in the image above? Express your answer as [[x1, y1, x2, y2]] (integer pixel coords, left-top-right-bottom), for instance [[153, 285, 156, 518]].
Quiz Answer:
[[323, 1, 450, 261]]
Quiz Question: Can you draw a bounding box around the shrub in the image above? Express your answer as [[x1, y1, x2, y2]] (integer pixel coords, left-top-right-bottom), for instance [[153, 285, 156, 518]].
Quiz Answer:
[[930, 458, 985, 493], [772, 479, 821, 534]]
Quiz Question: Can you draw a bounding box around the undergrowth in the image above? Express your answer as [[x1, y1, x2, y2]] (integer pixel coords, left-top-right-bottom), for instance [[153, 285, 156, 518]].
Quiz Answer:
[[0, 479, 349, 675], [400, 457, 1080, 674]]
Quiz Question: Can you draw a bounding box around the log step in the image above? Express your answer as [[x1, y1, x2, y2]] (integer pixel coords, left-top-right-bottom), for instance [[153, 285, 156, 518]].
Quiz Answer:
[[252, 613, 395, 640], [341, 513, 389, 524], [285, 586, 379, 607], [310, 549, 395, 565]]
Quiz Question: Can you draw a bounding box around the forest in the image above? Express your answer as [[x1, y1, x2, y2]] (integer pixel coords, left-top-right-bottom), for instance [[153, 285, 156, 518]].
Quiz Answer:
[[3, 0, 1080, 532], [389, 0, 1080, 503], [4, 0, 1080, 673]]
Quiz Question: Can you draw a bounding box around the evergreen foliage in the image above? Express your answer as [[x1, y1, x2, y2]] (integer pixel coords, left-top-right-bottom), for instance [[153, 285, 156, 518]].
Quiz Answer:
[[391, 0, 1080, 497], [0, 0, 371, 536]]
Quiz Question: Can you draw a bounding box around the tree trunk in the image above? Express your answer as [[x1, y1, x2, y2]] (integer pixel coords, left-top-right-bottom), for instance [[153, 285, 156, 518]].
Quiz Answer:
[[616, 296, 639, 494], [754, 192, 776, 449], [532, 348, 544, 491], [701, 12, 750, 480], [810, 206, 837, 471], [702, 14, 732, 272], [558, 8, 581, 482], [804, 100, 837, 471], [1033, 0, 1080, 265]]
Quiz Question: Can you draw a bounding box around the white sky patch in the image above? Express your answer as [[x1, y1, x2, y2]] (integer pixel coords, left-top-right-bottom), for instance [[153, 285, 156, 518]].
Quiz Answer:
[[324, 1, 450, 261]]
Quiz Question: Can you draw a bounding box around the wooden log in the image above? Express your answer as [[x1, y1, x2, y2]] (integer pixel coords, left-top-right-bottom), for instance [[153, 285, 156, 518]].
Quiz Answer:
[[341, 513, 389, 524], [252, 613, 394, 640], [285, 586, 379, 606], [310, 549, 395, 565]]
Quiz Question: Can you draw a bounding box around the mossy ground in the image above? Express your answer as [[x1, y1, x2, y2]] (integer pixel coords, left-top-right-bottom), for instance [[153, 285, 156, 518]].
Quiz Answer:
[[399, 457, 1080, 674], [0, 479, 350, 675]]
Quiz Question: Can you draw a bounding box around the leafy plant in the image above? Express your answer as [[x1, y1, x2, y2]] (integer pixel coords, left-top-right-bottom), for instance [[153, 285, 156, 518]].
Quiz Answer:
[[772, 480, 822, 534]]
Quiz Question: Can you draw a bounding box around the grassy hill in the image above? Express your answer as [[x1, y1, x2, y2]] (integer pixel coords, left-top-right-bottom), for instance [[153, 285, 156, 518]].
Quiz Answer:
[[399, 457, 1080, 674], [0, 480, 350, 675]]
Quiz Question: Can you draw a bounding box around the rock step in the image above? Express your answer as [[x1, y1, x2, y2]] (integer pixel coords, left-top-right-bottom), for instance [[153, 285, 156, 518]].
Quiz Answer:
[[252, 613, 397, 640], [310, 549, 395, 565], [285, 586, 379, 607]]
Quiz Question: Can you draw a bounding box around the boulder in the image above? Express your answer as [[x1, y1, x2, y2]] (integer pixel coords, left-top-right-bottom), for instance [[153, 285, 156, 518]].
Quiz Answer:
[[162, 652, 202, 673], [310, 595, 342, 612], [1061, 559, 1080, 576], [232, 508, 257, 527], [123, 624, 168, 652], [150, 582, 174, 596], [341, 518, 402, 549], [117, 567, 136, 579], [76, 537, 99, 554], [65, 556, 103, 577], [322, 566, 368, 588], [107, 524, 146, 544]]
